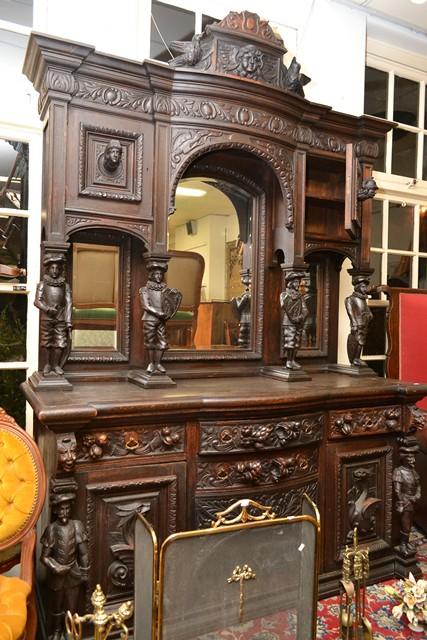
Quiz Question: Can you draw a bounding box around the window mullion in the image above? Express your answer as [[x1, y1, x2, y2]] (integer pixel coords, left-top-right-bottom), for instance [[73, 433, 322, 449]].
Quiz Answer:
[[385, 71, 394, 174]]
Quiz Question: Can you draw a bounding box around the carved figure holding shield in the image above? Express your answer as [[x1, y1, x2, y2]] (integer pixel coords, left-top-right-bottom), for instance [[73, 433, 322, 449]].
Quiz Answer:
[[139, 257, 182, 375], [280, 271, 309, 370]]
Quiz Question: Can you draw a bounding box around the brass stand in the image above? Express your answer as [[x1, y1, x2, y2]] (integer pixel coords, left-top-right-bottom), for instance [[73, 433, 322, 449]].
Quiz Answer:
[[65, 584, 133, 640], [339, 528, 373, 640]]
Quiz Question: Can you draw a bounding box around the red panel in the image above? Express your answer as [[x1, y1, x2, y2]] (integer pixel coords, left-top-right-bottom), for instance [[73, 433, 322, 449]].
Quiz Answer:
[[400, 293, 427, 409]]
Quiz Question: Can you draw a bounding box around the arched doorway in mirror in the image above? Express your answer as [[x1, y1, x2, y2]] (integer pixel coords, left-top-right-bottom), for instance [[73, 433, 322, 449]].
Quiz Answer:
[[167, 176, 252, 351]]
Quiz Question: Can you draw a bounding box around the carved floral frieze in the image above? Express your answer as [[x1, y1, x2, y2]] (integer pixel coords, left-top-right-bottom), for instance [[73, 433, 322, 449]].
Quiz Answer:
[[75, 78, 153, 112], [199, 413, 324, 455], [197, 449, 318, 488], [330, 406, 401, 438], [195, 480, 319, 528], [76, 425, 184, 461]]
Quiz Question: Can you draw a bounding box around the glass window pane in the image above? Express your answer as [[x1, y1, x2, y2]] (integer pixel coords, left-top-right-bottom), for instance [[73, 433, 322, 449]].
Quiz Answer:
[[387, 253, 411, 288], [151, 0, 195, 63], [420, 207, 427, 253], [0, 0, 32, 27], [371, 199, 382, 247], [370, 251, 382, 286], [392, 129, 417, 178], [388, 202, 413, 251], [0, 293, 27, 362], [202, 14, 216, 31], [0, 369, 26, 426], [423, 135, 427, 181], [364, 67, 387, 119], [0, 215, 27, 281], [0, 138, 29, 209], [373, 137, 385, 172], [419, 257, 427, 290], [394, 75, 419, 126]]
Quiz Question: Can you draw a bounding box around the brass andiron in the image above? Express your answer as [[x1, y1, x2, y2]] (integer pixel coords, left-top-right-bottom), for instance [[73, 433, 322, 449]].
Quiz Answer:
[[65, 584, 133, 640], [339, 528, 373, 640]]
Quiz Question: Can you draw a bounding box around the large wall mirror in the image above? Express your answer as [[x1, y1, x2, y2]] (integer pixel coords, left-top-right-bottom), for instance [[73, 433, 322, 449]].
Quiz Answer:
[[167, 176, 256, 353], [69, 232, 131, 362]]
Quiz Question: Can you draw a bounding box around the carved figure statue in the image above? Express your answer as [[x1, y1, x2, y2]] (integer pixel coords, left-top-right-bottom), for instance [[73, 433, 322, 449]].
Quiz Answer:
[[57, 434, 77, 473], [34, 253, 72, 376], [280, 271, 309, 370], [41, 493, 89, 640], [345, 275, 373, 367], [393, 445, 421, 556], [139, 258, 182, 375], [232, 269, 251, 348], [101, 139, 123, 175]]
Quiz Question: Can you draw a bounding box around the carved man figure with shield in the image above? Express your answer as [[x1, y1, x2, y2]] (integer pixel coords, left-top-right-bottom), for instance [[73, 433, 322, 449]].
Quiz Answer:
[[139, 257, 182, 375]]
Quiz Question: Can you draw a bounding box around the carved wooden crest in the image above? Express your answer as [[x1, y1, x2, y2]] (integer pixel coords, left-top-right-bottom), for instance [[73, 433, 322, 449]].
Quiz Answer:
[[168, 11, 310, 97]]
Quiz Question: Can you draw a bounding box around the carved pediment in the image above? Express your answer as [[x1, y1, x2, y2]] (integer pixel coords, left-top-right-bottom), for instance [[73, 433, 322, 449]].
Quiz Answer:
[[168, 10, 310, 97]]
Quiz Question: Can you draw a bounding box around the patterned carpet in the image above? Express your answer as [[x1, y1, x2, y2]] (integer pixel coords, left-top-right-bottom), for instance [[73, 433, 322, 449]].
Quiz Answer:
[[317, 531, 427, 639]]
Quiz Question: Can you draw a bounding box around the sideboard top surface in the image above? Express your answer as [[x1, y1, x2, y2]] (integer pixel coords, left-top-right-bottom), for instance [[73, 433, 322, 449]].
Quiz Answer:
[[22, 372, 427, 428]]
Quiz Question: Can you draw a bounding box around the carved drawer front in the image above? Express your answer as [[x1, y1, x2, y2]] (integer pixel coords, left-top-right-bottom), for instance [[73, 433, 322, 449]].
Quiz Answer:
[[329, 406, 401, 439], [195, 479, 319, 529], [199, 413, 324, 455], [85, 461, 185, 609], [196, 448, 318, 489], [74, 424, 185, 464]]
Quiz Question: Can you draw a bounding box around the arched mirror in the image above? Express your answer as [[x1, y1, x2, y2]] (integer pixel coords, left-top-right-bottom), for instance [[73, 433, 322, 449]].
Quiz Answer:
[[167, 176, 255, 352]]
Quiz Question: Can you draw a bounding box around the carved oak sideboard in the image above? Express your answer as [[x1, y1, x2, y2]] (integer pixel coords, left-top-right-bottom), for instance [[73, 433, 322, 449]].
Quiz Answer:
[[24, 373, 427, 619], [20, 9, 427, 637]]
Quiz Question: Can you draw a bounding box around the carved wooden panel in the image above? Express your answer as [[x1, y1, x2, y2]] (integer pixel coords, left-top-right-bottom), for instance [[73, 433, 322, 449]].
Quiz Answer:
[[197, 448, 318, 488], [195, 480, 319, 529], [331, 444, 393, 562], [199, 413, 324, 455], [329, 406, 402, 438], [84, 461, 186, 608], [76, 424, 185, 462], [79, 124, 143, 201]]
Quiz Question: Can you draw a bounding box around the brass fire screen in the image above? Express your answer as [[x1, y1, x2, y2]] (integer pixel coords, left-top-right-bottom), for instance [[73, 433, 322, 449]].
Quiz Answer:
[[134, 495, 320, 640]]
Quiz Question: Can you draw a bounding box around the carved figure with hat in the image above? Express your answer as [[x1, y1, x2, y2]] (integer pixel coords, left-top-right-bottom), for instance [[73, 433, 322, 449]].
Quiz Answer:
[[344, 274, 373, 367], [139, 255, 182, 375], [34, 251, 72, 376], [393, 440, 421, 556], [41, 490, 89, 640], [280, 270, 309, 370]]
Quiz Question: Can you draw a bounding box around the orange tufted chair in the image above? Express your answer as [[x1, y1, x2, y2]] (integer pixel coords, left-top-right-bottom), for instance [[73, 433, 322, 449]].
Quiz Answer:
[[0, 408, 46, 640]]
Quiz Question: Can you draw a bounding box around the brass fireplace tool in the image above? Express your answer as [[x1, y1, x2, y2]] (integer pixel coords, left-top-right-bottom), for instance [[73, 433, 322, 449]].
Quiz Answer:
[[65, 584, 133, 640], [339, 528, 373, 640]]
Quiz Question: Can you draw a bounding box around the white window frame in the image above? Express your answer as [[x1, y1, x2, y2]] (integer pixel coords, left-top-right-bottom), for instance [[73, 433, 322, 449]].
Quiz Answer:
[[0, 122, 42, 433]]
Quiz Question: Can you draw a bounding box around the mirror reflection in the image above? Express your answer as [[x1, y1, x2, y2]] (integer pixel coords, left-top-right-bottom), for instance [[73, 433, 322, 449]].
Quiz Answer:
[[167, 178, 253, 350], [71, 243, 119, 350], [0, 138, 29, 210]]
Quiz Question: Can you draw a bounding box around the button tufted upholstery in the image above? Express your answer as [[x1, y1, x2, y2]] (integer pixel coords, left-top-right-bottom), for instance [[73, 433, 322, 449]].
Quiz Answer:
[[0, 575, 30, 640], [0, 409, 46, 640], [0, 429, 38, 547]]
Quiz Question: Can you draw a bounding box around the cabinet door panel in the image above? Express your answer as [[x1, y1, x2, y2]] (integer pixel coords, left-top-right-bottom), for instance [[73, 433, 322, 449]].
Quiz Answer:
[[82, 461, 186, 606]]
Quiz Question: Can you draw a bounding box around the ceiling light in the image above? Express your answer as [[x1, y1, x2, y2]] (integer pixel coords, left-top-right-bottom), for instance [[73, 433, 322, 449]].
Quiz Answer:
[[176, 186, 207, 197], [410, 0, 427, 5]]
